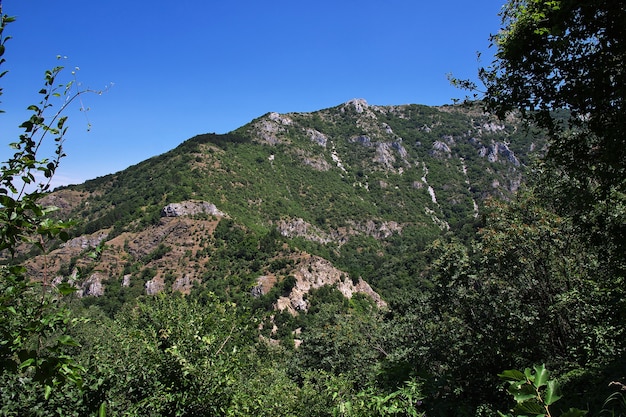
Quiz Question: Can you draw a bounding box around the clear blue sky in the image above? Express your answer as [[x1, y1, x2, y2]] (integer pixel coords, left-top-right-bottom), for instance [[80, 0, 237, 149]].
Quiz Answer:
[[1, 0, 504, 187]]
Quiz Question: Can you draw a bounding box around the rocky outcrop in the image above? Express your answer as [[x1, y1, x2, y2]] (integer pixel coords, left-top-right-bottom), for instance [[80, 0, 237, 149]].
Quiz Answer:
[[251, 112, 293, 145], [344, 98, 369, 113], [374, 142, 396, 170], [145, 277, 164, 295], [254, 255, 386, 316], [306, 128, 328, 147], [64, 232, 109, 250], [171, 274, 194, 293], [161, 201, 226, 218], [275, 217, 402, 245], [479, 142, 520, 166], [79, 273, 105, 297], [275, 218, 331, 244], [431, 140, 452, 155]]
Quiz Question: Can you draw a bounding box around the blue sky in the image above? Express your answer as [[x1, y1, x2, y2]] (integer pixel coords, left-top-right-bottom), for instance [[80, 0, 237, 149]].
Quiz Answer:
[[1, 0, 504, 187]]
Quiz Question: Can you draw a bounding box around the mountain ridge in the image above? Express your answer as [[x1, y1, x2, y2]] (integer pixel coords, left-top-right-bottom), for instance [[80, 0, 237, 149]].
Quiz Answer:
[[29, 99, 544, 311]]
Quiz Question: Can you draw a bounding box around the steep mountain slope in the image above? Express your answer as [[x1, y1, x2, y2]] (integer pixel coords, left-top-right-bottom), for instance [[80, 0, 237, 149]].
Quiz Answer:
[[32, 99, 543, 308]]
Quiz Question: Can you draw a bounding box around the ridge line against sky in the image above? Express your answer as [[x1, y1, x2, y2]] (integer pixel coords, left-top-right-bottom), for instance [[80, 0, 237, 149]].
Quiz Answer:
[[1, 1, 505, 187]]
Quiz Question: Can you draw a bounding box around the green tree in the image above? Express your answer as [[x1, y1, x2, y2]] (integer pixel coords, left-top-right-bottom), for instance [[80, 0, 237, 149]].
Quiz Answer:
[[445, 1, 626, 411], [480, 0, 625, 189], [0, 6, 96, 413], [479, 2, 626, 406], [477, 0, 626, 269]]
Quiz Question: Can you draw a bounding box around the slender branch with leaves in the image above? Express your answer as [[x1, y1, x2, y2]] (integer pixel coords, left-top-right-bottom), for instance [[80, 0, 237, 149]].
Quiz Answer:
[[498, 364, 586, 417], [0, 5, 99, 401]]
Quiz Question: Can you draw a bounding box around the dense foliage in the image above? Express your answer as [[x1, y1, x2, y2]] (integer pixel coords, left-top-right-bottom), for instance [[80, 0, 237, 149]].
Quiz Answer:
[[1, 1, 625, 416]]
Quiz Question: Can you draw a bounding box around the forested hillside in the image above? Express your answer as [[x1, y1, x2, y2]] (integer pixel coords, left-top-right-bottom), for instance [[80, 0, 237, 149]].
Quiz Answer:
[[22, 98, 540, 309], [1, 1, 624, 416]]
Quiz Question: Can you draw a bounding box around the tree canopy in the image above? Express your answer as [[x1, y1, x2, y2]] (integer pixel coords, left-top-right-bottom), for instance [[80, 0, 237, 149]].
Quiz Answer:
[[481, 0, 625, 202]]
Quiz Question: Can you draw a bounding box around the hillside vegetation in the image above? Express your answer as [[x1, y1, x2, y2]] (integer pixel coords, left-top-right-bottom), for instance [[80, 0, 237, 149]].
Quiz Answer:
[[26, 99, 540, 307], [1, 1, 625, 416]]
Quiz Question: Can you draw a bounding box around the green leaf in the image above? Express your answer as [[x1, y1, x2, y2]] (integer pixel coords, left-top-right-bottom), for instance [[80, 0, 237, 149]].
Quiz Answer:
[[19, 357, 35, 369], [509, 382, 536, 402], [98, 402, 107, 417], [499, 369, 526, 381], [56, 282, 79, 295], [560, 408, 587, 417], [544, 379, 562, 405], [514, 400, 545, 415], [533, 364, 549, 388], [44, 385, 52, 400], [58, 230, 70, 242], [524, 367, 535, 383], [57, 335, 80, 347]]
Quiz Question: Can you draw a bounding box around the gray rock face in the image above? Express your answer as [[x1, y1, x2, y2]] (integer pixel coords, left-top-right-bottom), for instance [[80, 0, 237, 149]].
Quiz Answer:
[[161, 201, 225, 218], [482, 142, 520, 166], [145, 278, 163, 295], [351, 135, 372, 146], [275, 217, 403, 246], [266, 255, 386, 315], [79, 273, 105, 297], [432, 140, 452, 154], [306, 128, 328, 147], [345, 98, 369, 113], [64, 232, 108, 250], [172, 274, 193, 293]]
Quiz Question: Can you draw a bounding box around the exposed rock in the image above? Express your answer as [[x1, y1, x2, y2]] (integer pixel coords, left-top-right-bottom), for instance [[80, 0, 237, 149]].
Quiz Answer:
[[294, 149, 331, 171], [145, 277, 164, 295], [392, 140, 409, 161], [251, 283, 265, 298], [306, 128, 328, 147], [432, 140, 452, 155], [64, 231, 109, 250], [330, 149, 347, 172], [350, 135, 372, 146], [79, 273, 105, 297], [161, 200, 225, 218], [427, 185, 438, 204], [265, 255, 386, 315], [275, 218, 331, 244], [251, 112, 293, 145], [122, 274, 131, 287], [496, 142, 521, 166], [374, 142, 396, 169], [351, 135, 409, 171], [172, 274, 194, 293], [250, 275, 276, 297], [268, 112, 293, 125], [481, 121, 506, 133], [441, 135, 456, 144], [344, 98, 368, 113], [482, 142, 520, 166], [275, 217, 403, 245], [302, 156, 331, 171]]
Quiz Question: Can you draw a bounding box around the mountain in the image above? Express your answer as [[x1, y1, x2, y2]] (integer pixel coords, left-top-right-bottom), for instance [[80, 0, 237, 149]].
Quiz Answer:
[[30, 99, 543, 314]]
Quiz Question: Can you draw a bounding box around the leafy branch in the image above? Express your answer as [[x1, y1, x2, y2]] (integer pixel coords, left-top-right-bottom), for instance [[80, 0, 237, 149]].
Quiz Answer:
[[0, 6, 101, 399], [498, 364, 586, 417]]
